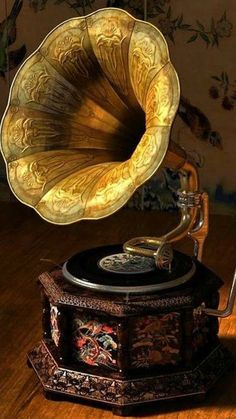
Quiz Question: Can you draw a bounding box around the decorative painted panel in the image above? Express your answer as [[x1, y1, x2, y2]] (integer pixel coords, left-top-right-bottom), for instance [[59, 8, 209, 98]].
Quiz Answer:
[[130, 313, 181, 368], [72, 312, 118, 369], [192, 309, 218, 354], [50, 303, 60, 347]]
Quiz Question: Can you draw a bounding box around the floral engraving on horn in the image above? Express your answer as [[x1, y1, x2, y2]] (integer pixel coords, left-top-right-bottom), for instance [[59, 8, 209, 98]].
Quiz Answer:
[[36, 163, 117, 221], [21, 60, 82, 114], [94, 17, 128, 95], [129, 23, 169, 108], [9, 117, 62, 152], [131, 37, 157, 104], [146, 63, 179, 127], [129, 127, 169, 186], [8, 152, 104, 206], [53, 35, 90, 79], [43, 182, 84, 215], [9, 118, 31, 152], [85, 162, 134, 218], [8, 160, 48, 192], [22, 68, 51, 103], [23, 161, 52, 191]]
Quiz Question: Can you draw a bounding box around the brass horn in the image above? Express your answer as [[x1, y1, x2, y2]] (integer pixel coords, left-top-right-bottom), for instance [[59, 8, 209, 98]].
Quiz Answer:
[[0, 8, 207, 264]]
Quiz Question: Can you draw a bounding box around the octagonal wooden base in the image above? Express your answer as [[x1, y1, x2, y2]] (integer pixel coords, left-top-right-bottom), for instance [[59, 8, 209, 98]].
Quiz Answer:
[[27, 340, 234, 416]]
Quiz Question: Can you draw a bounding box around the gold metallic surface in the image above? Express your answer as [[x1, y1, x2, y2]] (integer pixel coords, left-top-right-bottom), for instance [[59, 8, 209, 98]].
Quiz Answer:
[[123, 158, 203, 260], [0, 8, 180, 225]]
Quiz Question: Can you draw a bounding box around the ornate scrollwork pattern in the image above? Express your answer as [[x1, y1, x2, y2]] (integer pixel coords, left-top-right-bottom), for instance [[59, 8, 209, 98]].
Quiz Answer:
[[28, 340, 233, 407], [129, 21, 169, 107], [145, 62, 179, 128], [53, 35, 90, 79], [87, 10, 136, 105], [9, 117, 61, 153]]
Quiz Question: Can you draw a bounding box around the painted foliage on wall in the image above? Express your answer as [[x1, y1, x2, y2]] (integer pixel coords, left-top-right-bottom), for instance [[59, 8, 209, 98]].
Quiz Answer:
[[0, 0, 235, 213]]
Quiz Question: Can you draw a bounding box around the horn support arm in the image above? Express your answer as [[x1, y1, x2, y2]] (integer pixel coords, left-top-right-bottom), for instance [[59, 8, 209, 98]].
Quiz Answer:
[[123, 143, 209, 265]]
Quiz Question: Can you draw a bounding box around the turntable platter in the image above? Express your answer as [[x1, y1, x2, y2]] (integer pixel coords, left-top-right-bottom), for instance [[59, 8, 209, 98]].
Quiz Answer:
[[62, 245, 196, 294]]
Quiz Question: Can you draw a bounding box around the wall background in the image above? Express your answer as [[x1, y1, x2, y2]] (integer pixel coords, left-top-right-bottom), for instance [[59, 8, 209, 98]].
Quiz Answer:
[[0, 0, 235, 214]]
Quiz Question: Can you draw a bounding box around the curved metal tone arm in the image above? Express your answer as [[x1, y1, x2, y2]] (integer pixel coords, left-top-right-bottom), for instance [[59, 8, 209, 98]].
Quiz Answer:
[[198, 269, 236, 318], [123, 145, 208, 264]]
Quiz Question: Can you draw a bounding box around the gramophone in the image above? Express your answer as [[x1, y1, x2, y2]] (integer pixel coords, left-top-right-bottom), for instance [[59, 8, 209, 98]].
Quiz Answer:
[[1, 8, 236, 416]]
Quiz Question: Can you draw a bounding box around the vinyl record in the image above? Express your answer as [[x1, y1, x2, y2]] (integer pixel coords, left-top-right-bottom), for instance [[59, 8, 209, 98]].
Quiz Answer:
[[62, 245, 196, 294]]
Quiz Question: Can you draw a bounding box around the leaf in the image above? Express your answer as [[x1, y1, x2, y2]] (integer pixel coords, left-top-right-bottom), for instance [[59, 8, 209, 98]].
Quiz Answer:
[[212, 34, 219, 47], [168, 32, 175, 43], [224, 72, 229, 84], [211, 76, 221, 81], [167, 6, 171, 18], [211, 17, 215, 32], [155, 6, 164, 14], [187, 33, 198, 43], [196, 20, 205, 31], [30, 0, 49, 11], [178, 14, 183, 25], [200, 32, 210, 44], [70, 2, 81, 7], [180, 24, 191, 29]]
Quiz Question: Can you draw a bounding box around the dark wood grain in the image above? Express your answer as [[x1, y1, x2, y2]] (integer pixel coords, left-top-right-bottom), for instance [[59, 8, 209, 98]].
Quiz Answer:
[[0, 202, 235, 419]]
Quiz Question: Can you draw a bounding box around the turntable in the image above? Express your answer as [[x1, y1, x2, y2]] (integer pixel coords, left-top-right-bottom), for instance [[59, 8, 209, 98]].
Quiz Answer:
[[1, 8, 235, 416]]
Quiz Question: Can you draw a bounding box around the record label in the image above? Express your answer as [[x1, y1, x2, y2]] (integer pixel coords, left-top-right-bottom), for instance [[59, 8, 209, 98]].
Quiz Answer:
[[98, 253, 156, 274]]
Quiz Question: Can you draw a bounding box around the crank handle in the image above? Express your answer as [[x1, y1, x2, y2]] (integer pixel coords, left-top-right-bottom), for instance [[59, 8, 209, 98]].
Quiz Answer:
[[197, 268, 236, 318]]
